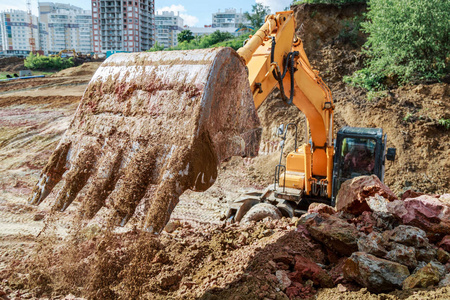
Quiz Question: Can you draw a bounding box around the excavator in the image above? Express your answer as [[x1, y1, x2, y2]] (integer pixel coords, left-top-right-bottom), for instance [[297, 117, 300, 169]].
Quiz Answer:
[[29, 11, 395, 232]]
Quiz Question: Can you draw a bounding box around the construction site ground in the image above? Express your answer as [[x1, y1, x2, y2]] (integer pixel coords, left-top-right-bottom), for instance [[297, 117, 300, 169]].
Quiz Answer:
[[0, 3, 449, 300]]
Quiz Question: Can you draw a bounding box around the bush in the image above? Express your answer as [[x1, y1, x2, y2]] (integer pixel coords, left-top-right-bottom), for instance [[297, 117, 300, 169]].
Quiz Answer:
[[349, 0, 450, 89], [24, 53, 75, 70]]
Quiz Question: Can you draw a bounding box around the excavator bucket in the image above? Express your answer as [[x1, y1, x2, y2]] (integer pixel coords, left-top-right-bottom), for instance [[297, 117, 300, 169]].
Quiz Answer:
[[29, 47, 262, 233]]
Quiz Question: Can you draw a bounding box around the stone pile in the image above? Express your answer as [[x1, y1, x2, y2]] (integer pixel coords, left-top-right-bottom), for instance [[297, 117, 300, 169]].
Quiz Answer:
[[294, 175, 450, 294]]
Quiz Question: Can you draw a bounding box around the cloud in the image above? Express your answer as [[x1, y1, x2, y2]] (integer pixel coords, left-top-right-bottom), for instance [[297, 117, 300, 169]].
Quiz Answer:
[[256, 0, 292, 13], [156, 4, 199, 27]]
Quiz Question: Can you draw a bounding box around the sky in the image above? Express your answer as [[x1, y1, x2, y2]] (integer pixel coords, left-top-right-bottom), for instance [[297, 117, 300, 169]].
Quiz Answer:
[[0, 0, 292, 27]]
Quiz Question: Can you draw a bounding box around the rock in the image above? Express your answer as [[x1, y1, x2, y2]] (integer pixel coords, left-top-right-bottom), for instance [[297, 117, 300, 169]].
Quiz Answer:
[[337, 283, 347, 292], [293, 255, 334, 288], [437, 248, 450, 264], [285, 286, 300, 298], [401, 189, 425, 200], [402, 262, 441, 290], [343, 252, 410, 292], [438, 235, 450, 252], [372, 211, 400, 231], [357, 231, 388, 257], [299, 213, 359, 256], [416, 247, 437, 263], [366, 194, 390, 213], [385, 225, 429, 248], [439, 273, 450, 287], [385, 243, 417, 269], [275, 270, 291, 291], [307, 203, 335, 215], [336, 175, 397, 215], [387, 195, 450, 236]]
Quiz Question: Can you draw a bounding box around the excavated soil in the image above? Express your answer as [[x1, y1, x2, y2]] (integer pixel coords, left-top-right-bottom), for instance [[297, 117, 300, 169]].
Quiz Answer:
[[0, 3, 449, 300]]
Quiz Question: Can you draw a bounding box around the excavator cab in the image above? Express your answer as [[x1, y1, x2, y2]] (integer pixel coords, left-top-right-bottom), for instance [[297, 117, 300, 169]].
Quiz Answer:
[[331, 127, 396, 205]]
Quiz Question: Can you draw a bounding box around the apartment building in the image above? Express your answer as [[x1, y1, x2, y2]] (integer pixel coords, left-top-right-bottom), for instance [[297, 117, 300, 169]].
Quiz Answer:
[[91, 0, 155, 53], [212, 8, 250, 29], [0, 10, 40, 55], [39, 2, 92, 54], [155, 11, 183, 48]]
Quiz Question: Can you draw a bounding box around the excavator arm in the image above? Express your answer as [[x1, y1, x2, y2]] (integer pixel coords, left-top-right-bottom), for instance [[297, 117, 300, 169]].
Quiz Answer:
[[237, 11, 334, 197]]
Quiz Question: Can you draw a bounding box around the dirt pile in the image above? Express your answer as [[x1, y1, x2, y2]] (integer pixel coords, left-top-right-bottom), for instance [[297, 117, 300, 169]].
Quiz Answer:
[[51, 62, 102, 77], [2, 178, 449, 299]]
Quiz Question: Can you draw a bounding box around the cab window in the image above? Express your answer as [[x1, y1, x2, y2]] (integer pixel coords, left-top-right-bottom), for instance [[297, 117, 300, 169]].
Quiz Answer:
[[341, 138, 376, 177]]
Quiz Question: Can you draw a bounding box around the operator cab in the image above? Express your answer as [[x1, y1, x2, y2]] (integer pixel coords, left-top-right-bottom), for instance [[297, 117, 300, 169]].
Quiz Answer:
[[331, 127, 396, 205]]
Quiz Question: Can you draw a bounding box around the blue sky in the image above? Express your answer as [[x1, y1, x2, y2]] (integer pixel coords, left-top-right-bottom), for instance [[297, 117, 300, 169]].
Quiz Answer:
[[0, 0, 292, 26]]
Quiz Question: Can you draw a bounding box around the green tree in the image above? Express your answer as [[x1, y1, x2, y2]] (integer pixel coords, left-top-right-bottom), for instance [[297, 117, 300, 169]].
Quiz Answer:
[[351, 0, 450, 89], [148, 41, 165, 52], [24, 53, 74, 70], [177, 29, 195, 43], [244, 3, 271, 29]]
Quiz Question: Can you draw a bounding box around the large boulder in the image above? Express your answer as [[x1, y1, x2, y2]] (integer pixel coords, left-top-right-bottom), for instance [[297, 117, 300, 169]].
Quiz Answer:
[[343, 252, 410, 292], [387, 195, 450, 237], [336, 175, 397, 215], [299, 213, 360, 256]]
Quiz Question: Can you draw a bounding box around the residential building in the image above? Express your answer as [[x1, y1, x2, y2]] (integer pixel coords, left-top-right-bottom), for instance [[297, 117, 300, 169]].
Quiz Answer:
[[39, 2, 92, 54], [91, 0, 155, 53], [155, 11, 183, 48], [0, 10, 40, 55], [212, 8, 250, 29]]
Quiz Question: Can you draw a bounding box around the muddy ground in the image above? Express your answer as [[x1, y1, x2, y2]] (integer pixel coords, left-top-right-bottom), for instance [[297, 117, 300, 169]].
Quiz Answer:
[[0, 3, 449, 300]]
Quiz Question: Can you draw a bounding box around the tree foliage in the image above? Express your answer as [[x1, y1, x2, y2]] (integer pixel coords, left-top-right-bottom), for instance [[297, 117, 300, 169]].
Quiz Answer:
[[172, 30, 236, 50], [244, 3, 271, 29], [148, 41, 165, 52], [177, 30, 195, 44], [348, 0, 450, 89], [24, 53, 74, 70]]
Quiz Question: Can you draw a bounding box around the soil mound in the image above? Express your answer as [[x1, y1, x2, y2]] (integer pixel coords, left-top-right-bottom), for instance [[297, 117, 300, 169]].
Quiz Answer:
[[51, 62, 102, 77], [0, 57, 25, 72]]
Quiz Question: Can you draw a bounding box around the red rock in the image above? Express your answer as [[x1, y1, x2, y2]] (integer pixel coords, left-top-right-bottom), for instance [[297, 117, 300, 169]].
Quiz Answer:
[[285, 286, 300, 298], [439, 236, 450, 252], [387, 195, 450, 236], [299, 213, 359, 256], [336, 175, 397, 215], [307, 203, 335, 215], [294, 255, 333, 288], [401, 190, 425, 200]]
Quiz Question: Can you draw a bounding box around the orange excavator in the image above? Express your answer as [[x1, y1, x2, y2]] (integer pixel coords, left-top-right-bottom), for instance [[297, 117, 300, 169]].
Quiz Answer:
[[29, 11, 395, 232]]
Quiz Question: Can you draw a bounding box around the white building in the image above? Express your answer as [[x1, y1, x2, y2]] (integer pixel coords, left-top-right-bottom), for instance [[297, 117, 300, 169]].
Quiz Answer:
[[91, 0, 155, 54], [212, 8, 250, 29], [155, 11, 183, 48], [0, 10, 40, 55], [39, 2, 93, 54]]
